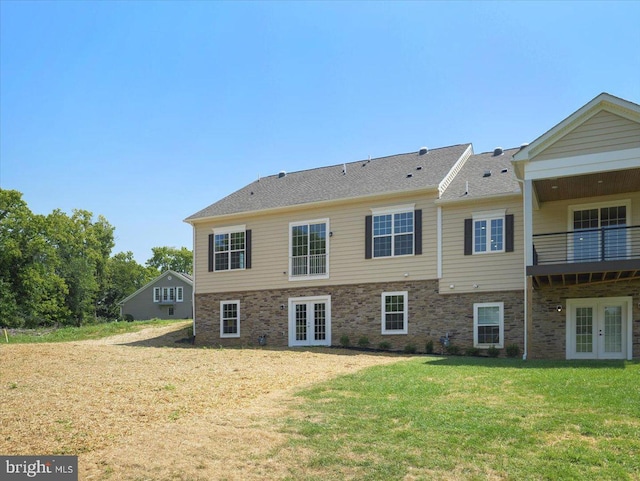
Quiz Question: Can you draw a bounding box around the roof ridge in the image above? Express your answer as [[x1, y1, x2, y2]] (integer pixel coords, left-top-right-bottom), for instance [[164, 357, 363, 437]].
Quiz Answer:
[[258, 143, 472, 179]]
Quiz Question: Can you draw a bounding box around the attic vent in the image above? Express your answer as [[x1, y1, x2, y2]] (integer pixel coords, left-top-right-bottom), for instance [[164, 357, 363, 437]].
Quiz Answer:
[[419, 147, 428, 155], [483, 170, 492, 178], [519, 142, 529, 150], [278, 171, 287, 178], [501, 168, 508, 174], [493, 147, 503, 156]]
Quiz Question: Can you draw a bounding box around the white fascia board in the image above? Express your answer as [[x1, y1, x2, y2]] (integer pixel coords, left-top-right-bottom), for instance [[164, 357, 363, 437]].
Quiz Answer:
[[524, 147, 640, 181]]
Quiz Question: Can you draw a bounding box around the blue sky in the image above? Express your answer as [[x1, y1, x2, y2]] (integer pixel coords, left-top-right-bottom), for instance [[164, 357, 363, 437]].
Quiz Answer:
[[1, 1, 639, 263]]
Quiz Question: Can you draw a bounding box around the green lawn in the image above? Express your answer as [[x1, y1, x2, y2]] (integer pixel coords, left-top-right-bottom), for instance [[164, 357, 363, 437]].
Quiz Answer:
[[282, 356, 640, 480], [1, 318, 190, 343]]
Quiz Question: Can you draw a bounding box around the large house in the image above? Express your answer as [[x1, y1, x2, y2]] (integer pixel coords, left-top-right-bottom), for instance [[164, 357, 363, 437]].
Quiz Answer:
[[118, 270, 193, 321], [185, 93, 640, 360]]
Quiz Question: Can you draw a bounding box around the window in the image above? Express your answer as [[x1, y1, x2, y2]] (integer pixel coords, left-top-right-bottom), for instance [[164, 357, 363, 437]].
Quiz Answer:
[[168, 307, 174, 316], [215, 231, 245, 271], [220, 301, 240, 338], [465, 212, 513, 255], [474, 302, 504, 348], [381, 291, 408, 334], [474, 211, 504, 253], [374, 210, 413, 257], [208, 227, 252, 272], [176, 286, 184, 302], [289, 220, 328, 279], [570, 201, 629, 262], [153, 286, 179, 303]]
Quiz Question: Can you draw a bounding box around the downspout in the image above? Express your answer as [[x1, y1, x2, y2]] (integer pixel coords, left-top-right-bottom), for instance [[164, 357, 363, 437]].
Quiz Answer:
[[191, 224, 196, 342], [516, 177, 529, 361]]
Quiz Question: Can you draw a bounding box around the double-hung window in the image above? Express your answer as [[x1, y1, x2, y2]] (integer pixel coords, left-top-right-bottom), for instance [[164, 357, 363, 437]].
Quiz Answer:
[[474, 302, 504, 348], [464, 212, 514, 256], [214, 226, 246, 271], [289, 219, 329, 280], [473, 211, 505, 253], [220, 300, 240, 338], [372, 206, 414, 257], [381, 291, 408, 335]]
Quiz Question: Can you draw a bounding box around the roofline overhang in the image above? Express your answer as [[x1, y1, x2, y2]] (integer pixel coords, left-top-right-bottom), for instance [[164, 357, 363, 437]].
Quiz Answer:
[[513, 93, 640, 164], [435, 191, 522, 206], [184, 185, 441, 225]]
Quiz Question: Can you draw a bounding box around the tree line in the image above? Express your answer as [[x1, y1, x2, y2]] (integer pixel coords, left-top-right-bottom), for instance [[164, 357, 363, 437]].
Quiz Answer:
[[0, 189, 192, 328]]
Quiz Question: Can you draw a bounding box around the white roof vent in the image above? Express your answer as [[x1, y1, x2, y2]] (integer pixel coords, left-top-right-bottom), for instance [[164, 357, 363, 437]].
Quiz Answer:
[[278, 171, 287, 178], [419, 147, 428, 155], [493, 147, 503, 156], [483, 170, 492, 178], [519, 142, 529, 150]]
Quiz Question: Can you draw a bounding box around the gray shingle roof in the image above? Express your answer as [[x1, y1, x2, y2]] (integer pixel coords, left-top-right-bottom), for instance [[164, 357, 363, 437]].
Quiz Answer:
[[439, 147, 522, 201], [186, 144, 472, 221]]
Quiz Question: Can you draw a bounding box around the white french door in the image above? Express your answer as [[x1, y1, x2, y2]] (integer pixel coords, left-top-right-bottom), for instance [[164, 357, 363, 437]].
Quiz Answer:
[[288, 296, 331, 347], [566, 297, 631, 360]]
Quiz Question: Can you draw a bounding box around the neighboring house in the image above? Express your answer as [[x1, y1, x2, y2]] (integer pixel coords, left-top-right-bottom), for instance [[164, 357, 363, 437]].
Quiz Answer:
[[185, 93, 639, 360], [118, 270, 193, 321]]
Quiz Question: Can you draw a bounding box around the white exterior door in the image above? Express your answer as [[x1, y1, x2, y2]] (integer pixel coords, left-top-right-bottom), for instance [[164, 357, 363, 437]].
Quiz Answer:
[[566, 297, 631, 360], [288, 296, 331, 347]]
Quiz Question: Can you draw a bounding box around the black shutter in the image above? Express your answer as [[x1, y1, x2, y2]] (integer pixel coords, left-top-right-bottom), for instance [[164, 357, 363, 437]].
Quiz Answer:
[[245, 229, 252, 268], [414, 209, 422, 255], [208, 234, 214, 272], [505, 214, 514, 253], [365, 215, 372, 259], [464, 218, 472, 256]]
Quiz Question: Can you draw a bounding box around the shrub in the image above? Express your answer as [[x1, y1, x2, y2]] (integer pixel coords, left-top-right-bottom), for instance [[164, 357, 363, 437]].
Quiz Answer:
[[446, 345, 461, 355], [487, 345, 500, 357], [339, 335, 350, 347], [378, 340, 392, 350], [357, 336, 370, 348], [465, 347, 480, 357], [404, 344, 417, 354], [506, 343, 521, 358], [425, 339, 434, 354]]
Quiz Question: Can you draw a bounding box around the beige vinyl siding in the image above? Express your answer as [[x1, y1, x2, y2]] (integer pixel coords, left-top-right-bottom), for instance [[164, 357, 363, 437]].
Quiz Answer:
[[533, 192, 640, 235], [193, 192, 440, 294], [534, 110, 640, 161], [440, 197, 523, 294]]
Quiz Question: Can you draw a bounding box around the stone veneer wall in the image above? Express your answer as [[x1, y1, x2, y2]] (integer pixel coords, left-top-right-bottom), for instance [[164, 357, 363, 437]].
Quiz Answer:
[[530, 279, 640, 360], [195, 280, 524, 355]]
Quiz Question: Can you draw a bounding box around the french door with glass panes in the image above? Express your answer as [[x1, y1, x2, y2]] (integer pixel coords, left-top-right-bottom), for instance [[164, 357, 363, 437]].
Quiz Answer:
[[566, 297, 630, 360], [288, 296, 331, 347]]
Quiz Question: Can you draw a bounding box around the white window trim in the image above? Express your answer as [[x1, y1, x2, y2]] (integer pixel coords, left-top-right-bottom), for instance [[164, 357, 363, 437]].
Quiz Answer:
[[472, 209, 506, 254], [371, 205, 416, 259], [153, 287, 160, 303], [220, 300, 240, 338], [176, 286, 183, 303], [213, 225, 247, 272], [288, 218, 330, 281], [473, 302, 504, 348], [381, 291, 408, 335]]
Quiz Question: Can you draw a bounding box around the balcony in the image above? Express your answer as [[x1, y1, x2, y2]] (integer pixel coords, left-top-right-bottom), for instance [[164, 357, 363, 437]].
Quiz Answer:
[[528, 225, 640, 287]]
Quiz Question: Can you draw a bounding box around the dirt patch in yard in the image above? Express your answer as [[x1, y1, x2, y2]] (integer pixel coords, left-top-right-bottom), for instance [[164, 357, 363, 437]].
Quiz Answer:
[[0, 322, 405, 480]]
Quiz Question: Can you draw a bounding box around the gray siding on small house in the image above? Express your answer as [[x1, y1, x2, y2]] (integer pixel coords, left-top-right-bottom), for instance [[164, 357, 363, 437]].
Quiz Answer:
[[120, 273, 193, 320]]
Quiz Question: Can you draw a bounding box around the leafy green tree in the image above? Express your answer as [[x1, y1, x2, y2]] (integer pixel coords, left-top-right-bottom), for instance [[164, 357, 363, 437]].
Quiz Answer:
[[45, 209, 114, 325], [0, 190, 69, 327], [146, 246, 192, 274]]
